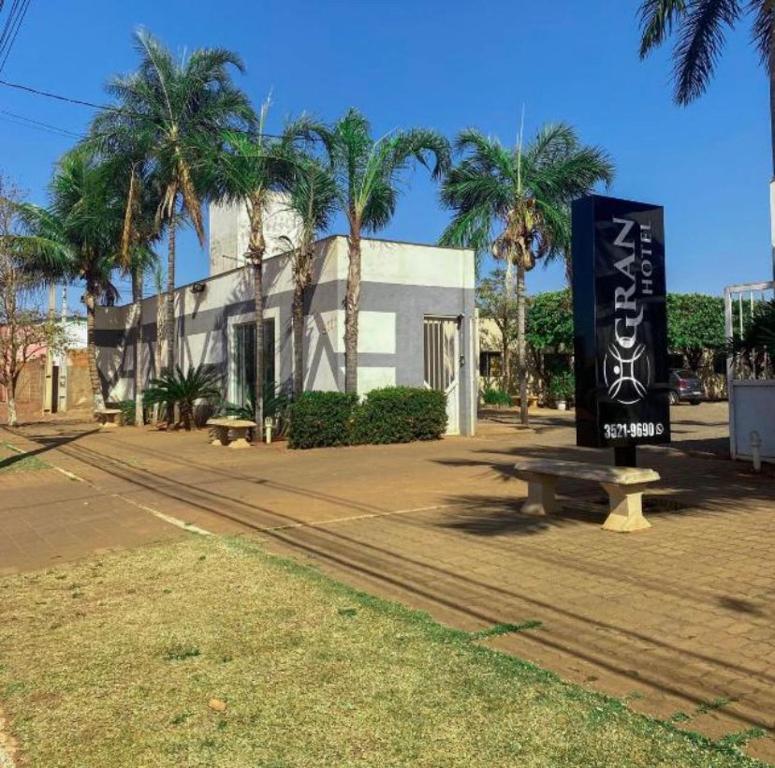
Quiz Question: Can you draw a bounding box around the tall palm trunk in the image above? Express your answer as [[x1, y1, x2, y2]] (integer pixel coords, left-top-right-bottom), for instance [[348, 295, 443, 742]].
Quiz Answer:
[[770, 28, 775, 281], [502, 262, 515, 393], [344, 227, 361, 394], [165, 222, 176, 374], [132, 268, 144, 427], [253, 260, 265, 434], [516, 262, 528, 425], [84, 288, 106, 412], [292, 254, 306, 399], [248, 195, 266, 436], [155, 289, 166, 379]]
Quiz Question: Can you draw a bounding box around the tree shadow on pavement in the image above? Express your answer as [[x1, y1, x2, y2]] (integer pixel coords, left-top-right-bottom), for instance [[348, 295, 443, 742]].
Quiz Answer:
[[0, 427, 99, 471]]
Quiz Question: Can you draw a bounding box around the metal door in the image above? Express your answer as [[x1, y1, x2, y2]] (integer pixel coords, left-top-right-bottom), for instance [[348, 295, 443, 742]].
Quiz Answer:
[[423, 317, 460, 435]]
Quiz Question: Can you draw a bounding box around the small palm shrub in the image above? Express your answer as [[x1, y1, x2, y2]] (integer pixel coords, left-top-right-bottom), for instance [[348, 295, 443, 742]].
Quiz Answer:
[[215, 390, 291, 438], [115, 400, 136, 426], [481, 387, 511, 407], [144, 365, 222, 430]]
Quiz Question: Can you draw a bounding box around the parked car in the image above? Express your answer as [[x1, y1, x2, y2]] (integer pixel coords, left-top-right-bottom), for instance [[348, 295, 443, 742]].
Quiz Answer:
[[669, 369, 704, 405]]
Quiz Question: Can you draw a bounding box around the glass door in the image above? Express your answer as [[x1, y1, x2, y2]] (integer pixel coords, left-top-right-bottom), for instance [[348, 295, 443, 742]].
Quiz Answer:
[[233, 319, 276, 408]]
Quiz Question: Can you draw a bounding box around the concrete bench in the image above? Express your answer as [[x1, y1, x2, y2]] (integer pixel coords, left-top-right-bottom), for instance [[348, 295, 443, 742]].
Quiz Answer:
[[96, 409, 122, 428], [513, 458, 660, 532], [206, 418, 257, 449]]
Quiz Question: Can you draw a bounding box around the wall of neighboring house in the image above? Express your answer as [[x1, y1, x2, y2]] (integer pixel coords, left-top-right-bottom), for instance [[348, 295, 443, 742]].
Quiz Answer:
[[95, 235, 477, 435], [0, 316, 90, 423], [0, 357, 45, 422]]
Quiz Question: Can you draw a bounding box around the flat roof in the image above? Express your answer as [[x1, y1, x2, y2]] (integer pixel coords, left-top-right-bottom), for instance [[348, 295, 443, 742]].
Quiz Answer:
[[110, 234, 474, 308]]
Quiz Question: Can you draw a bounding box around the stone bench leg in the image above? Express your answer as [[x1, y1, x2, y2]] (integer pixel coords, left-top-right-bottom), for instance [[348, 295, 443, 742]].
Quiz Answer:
[[228, 428, 251, 449], [211, 427, 229, 447], [600, 483, 651, 532], [521, 473, 557, 515]]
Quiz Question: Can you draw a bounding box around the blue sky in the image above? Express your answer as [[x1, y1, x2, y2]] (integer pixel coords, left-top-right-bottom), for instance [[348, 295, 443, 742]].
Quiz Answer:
[[0, 0, 770, 304]]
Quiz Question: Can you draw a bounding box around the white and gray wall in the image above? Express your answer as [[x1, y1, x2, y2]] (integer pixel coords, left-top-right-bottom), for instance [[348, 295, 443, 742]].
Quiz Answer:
[[95, 235, 477, 435]]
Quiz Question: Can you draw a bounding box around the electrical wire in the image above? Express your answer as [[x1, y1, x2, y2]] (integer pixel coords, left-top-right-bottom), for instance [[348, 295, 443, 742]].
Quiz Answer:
[[0, 0, 21, 56], [0, 107, 81, 138], [0, 77, 301, 140], [0, 0, 31, 73]]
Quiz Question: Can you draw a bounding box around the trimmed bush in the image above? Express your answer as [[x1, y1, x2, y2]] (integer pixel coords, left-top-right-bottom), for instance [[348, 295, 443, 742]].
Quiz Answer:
[[481, 387, 511, 407], [351, 387, 447, 445], [288, 387, 448, 449], [288, 391, 359, 449]]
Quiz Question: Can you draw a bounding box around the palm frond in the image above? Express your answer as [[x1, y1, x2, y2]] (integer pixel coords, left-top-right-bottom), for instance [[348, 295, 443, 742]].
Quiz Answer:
[[672, 0, 742, 103], [750, 0, 774, 67], [639, 0, 689, 57]]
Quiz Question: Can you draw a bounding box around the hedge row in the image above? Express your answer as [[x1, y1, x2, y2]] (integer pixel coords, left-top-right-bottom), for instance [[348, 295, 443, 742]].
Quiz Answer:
[[288, 387, 448, 449]]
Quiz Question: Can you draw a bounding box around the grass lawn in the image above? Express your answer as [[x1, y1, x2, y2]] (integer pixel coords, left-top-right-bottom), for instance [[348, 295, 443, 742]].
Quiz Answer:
[[0, 535, 766, 768], [0, 443, 48, 473]]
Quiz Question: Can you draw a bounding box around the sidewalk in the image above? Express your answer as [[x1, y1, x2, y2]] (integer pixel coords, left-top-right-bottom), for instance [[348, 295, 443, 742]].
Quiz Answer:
[[1, 403, 773, 760]]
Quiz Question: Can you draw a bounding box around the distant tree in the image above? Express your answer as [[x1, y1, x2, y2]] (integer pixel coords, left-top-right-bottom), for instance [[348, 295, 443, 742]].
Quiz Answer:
[[441, 124, 613, 424], [527, 289, 573, 352], [666, 293, 725, 369], [477, 269, 519, 391], [0, 180, 66, 426], [526, 288, 574, 393], [729, 298, 775, 376]]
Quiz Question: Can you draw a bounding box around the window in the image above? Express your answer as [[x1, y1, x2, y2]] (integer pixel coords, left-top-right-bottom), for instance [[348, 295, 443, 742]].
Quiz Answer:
[[479, 351, 502, 377]]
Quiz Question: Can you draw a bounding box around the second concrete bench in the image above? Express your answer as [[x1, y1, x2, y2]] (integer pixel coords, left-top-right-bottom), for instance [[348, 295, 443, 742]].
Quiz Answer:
[[513, 458, 660, 532]]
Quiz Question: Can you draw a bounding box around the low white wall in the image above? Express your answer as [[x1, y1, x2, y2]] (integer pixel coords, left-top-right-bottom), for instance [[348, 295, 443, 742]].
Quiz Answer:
[[730, 380, 775, 461]]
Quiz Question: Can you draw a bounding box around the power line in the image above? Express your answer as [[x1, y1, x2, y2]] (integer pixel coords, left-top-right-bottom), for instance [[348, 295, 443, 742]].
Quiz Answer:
[[0, 0, 31, 74], [0, 77, 302, 141], [0, 0, 21, 55], [0, 107, 81, 138], [0, 75, 122, 112]]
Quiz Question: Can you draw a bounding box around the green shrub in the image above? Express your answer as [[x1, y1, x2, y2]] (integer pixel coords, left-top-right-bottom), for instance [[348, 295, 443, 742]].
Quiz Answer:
[[288, 392, 359, 449], [548, 370, 575, 402], [288, 388, 448, 449], [481, 387, 511, 406], [116, 400, 136, 426], [351, 387, 447, 444]]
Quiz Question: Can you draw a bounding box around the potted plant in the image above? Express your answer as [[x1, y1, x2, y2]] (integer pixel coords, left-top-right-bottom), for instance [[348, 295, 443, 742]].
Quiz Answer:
[[548, 371, 574, 411]]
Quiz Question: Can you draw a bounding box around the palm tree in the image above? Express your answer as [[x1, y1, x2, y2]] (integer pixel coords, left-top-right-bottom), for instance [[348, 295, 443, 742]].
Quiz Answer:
[[637, 1, 775, 277], [205, 101, 297, 430], [314, 109, 450, 393], [278, 149, 338, 397], [9, 148, 125, 411], [92, 29, 254, 375], [103, 150, 160, 426], [440, 124, 614, 425]]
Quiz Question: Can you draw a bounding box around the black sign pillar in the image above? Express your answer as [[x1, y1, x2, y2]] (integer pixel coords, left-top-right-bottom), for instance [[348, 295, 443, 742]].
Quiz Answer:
[[572, 195, 671, 460]]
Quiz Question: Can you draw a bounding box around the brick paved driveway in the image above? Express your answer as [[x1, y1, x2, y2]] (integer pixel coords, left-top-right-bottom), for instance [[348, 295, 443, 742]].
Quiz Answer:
[[1, 402, 773, 760]]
